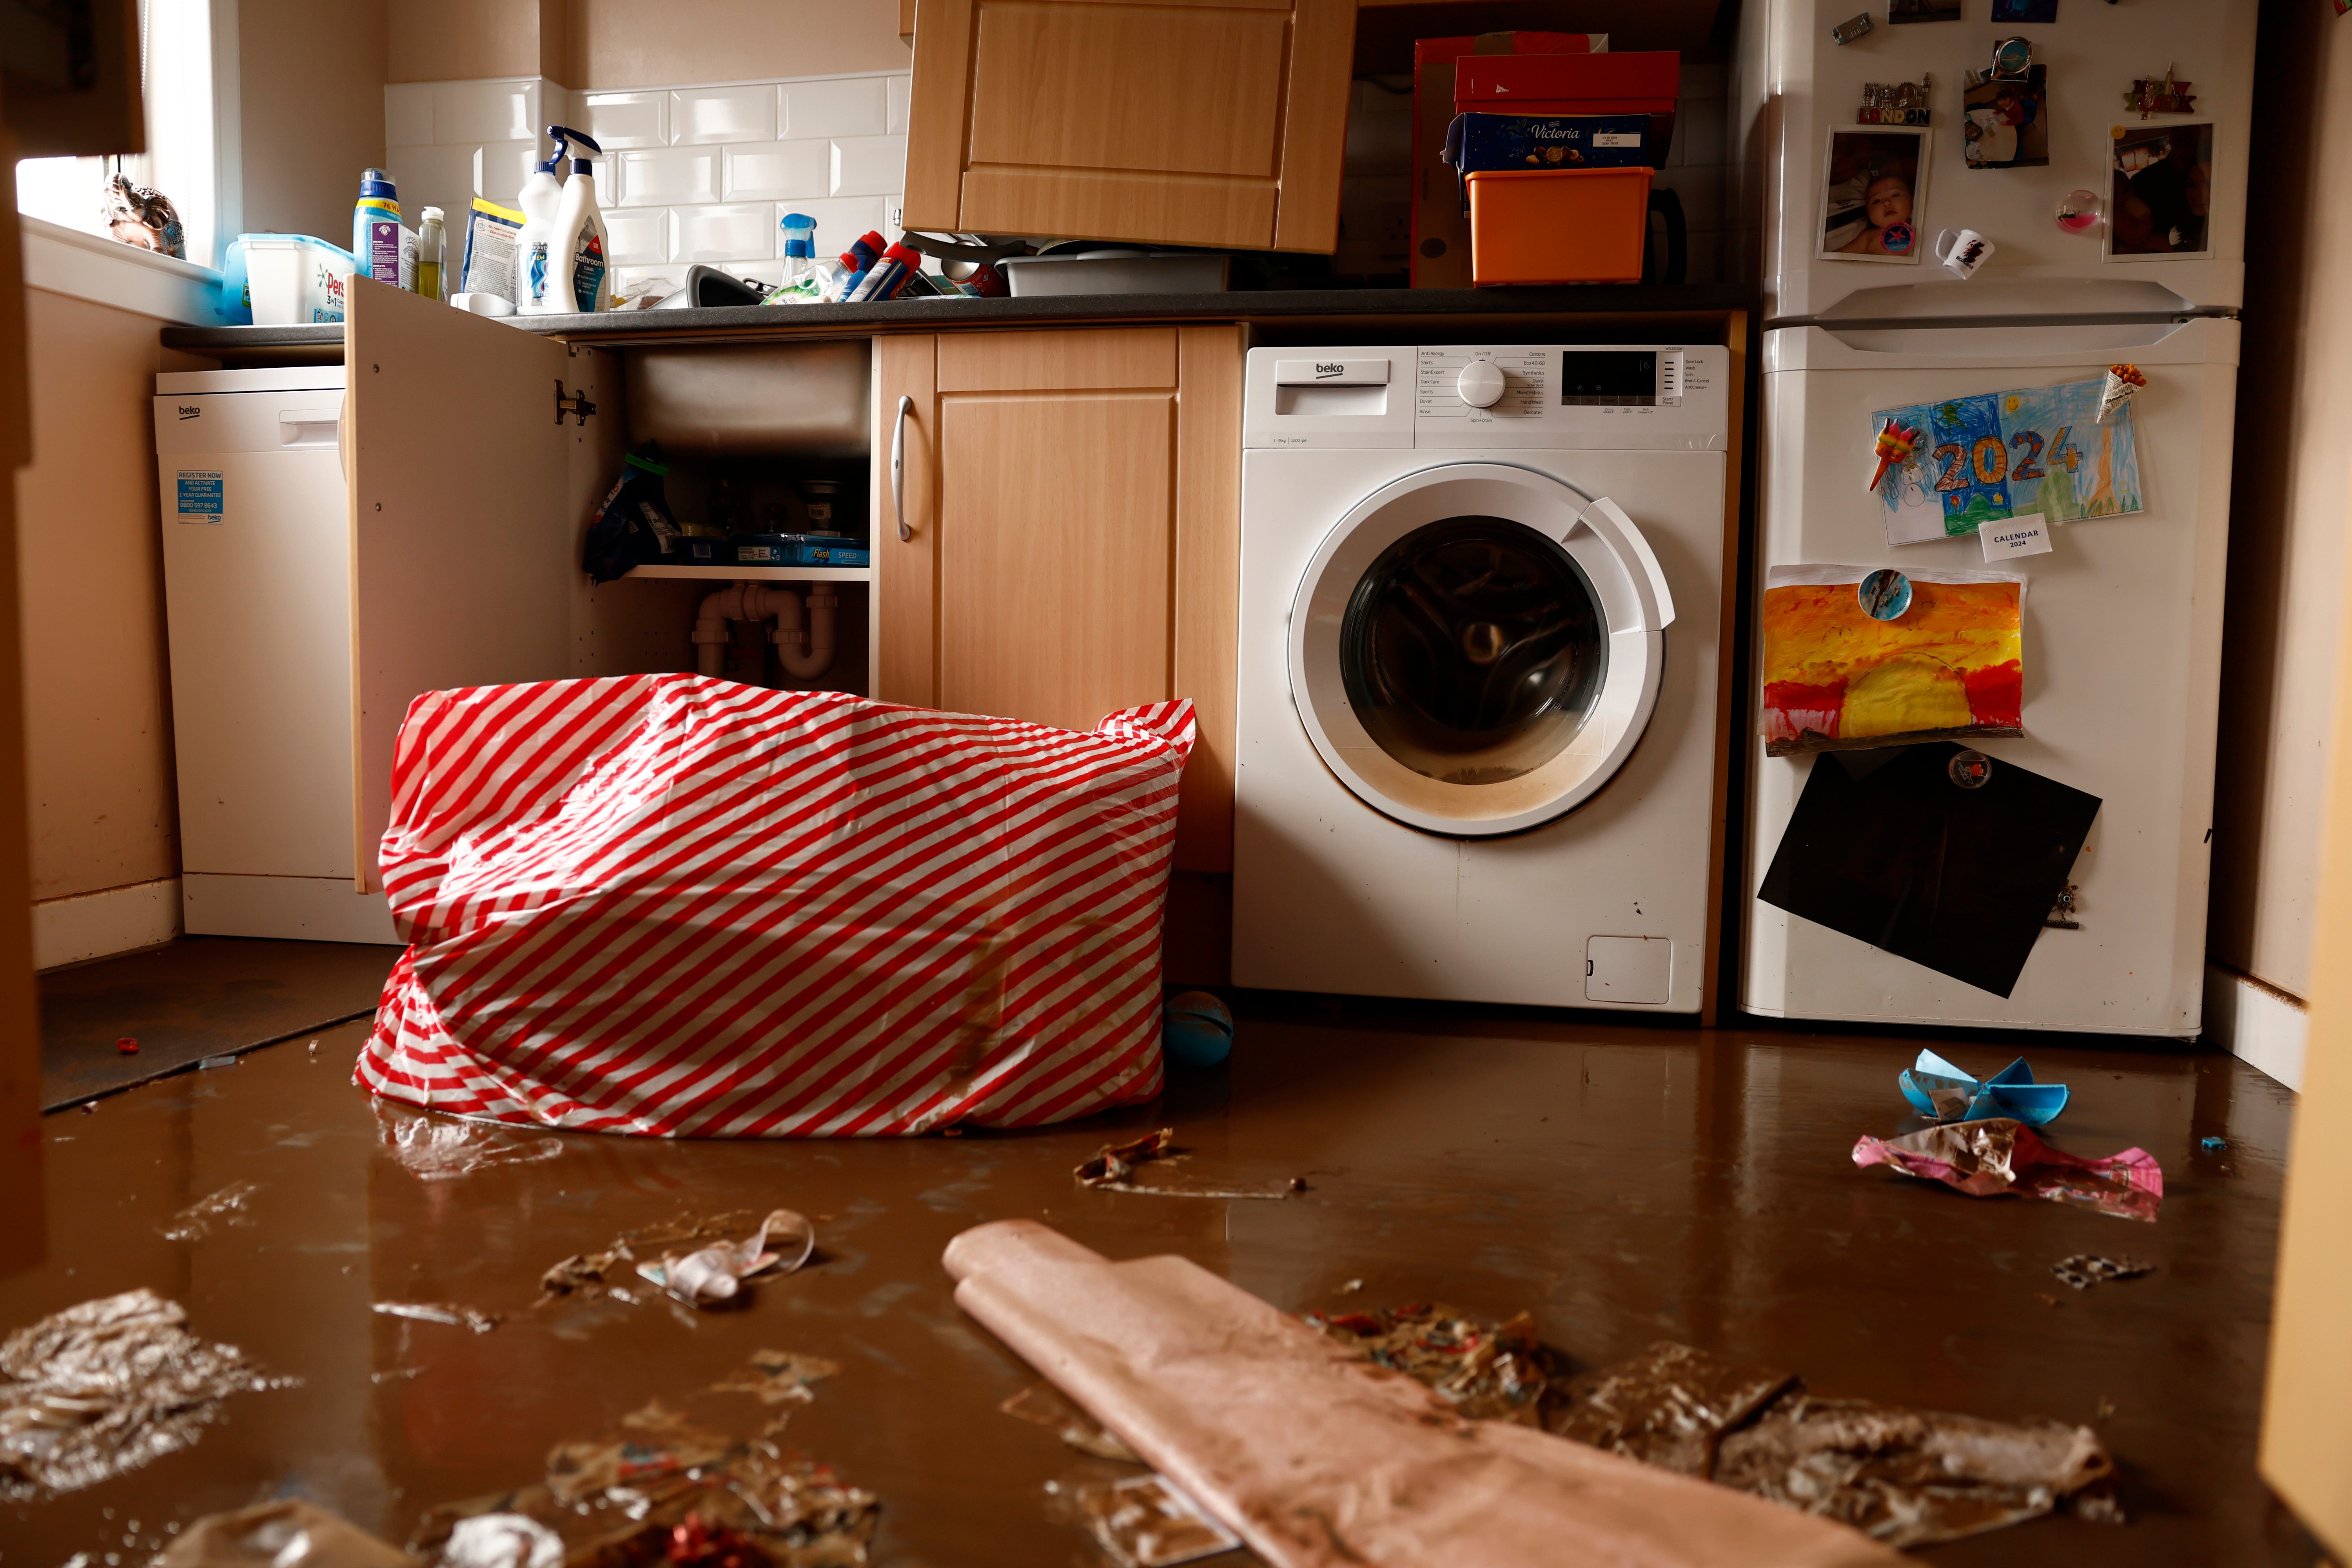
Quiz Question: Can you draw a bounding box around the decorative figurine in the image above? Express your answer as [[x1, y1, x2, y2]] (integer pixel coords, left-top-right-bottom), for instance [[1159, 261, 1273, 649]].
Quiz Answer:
[[2123, 69, 2196, 119]]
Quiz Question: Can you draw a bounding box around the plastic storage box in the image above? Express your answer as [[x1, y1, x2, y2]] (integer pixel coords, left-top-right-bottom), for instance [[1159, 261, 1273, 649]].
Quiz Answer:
[[240, 235, 360, 325], [1466, 167, 1653, 285]]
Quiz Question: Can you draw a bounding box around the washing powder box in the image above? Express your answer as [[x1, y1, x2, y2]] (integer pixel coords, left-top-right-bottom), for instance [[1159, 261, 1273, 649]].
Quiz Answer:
[[1412, 30, 1607, 289], [733, 534, 871, 567]]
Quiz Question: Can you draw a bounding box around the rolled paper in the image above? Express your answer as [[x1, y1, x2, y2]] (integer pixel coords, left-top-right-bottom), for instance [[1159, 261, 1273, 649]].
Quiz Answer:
[[2097, 364, 2145, 425]]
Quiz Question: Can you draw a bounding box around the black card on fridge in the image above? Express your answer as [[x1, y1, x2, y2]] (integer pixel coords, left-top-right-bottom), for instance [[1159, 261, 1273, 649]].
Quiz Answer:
[[1757, 743, 2100, 998]]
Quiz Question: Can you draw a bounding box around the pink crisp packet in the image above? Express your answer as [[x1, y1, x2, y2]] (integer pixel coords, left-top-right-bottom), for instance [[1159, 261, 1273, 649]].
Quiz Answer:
[[1852, 1117, 2162, 1222]]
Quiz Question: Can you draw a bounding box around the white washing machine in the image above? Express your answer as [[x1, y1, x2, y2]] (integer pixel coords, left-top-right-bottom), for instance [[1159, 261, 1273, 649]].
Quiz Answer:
[[1233, 344, 1731, 1011]]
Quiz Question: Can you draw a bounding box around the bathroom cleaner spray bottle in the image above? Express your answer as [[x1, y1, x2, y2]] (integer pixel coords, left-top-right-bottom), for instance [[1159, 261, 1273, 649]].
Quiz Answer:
[[549, 126, 609, 313], [513, 131, 568, 314]]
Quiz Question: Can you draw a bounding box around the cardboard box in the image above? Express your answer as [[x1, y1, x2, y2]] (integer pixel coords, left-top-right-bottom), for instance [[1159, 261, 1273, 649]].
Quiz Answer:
[[1456, 53, 1680, 166], [1411, 31, 1605, 289]]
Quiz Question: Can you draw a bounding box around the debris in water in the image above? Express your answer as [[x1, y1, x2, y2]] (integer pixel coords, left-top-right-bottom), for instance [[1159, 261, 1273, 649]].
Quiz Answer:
[[369, 1365, 425, 1385], [308, 1039, 320, 1060], [539, 1210, 808, 1308], [1549, 1341, 1795, 1474], [1075, 1128, 1298, 1201], [637, 1209, 817, 1307], [713, 1349, 841, 1406], [1851, 1117, 2162, 1221], [1898, 1050, 2068, 1126], [1338, 1278, 1363, 1295], [197, 1054, 239, 1071], [1307, 1302, 1563, 1426], [1045, 1473, 1240, 1568], [1001, 1381, 1140, 1461], [0, 1289, 292, 1500], [158, 1499, 412, 1568], [441, 1512, 563, 1568], [2051, 1255, 2155, 1291], [377, 1105, 563, 1181], [160, 1180, 264, 1242], [116, 1037, 139, 1056], [372, 1301, 501, 1334], [2199, 1135, 2226, 1152]]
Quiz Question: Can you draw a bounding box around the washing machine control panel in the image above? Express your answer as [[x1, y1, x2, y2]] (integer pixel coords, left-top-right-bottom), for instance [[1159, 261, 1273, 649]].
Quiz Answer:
[[1243, 345, 1727, 450]]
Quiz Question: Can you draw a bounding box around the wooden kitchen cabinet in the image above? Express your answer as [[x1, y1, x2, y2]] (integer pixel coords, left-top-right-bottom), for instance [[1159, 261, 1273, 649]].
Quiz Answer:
[[901, 0, 1357, 252], [873, 325, 1241, 875]]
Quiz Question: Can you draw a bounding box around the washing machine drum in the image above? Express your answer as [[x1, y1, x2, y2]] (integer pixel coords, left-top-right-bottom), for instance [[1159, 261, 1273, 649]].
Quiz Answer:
[[1288, 463, 1677, 836]]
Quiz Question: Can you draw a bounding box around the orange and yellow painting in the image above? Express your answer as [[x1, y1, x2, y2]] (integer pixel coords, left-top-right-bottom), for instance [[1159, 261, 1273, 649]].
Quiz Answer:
[[1760, 567, 2025, 755]]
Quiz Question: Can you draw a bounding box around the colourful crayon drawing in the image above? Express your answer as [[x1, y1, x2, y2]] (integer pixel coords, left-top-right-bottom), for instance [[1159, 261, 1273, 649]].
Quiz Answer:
[[1759, 572, 2025, 755], [1873, 378, 2143, 537]]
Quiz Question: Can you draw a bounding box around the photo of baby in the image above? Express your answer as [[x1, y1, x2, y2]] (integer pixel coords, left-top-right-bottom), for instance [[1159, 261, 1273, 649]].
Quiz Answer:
[[1819, 127, 1931, 263], [2109, 121, 2215, 256], [1963, 69, 2050, 169]]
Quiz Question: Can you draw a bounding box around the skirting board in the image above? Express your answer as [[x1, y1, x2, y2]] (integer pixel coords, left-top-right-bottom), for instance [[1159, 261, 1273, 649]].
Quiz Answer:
[[2203, 961, 2307, 1093], [183, 874, 400, 945], [33, 877, 182, 970]]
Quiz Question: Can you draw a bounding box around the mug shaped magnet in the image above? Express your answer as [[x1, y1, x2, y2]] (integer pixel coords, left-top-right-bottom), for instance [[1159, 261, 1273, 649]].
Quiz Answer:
[[1934, 227, 1996, 278], [1858, 569, 1913, 621]]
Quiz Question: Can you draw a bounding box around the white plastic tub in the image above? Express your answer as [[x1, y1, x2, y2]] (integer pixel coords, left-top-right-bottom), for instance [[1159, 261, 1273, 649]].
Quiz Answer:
[[244, 236, 359, 325]]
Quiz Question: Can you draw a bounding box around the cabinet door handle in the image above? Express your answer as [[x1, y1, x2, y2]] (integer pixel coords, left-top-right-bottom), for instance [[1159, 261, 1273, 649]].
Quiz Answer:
[[890, 394, 915, 542]]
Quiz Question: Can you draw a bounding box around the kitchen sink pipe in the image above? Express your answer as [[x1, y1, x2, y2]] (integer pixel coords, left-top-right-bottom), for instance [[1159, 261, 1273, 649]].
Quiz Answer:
[[691, 582, 837, 681]]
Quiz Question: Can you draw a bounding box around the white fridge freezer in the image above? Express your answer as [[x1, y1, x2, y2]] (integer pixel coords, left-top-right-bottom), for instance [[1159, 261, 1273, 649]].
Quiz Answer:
[[153, 367, 399, 944], [1742, 316, 2237, 1037]]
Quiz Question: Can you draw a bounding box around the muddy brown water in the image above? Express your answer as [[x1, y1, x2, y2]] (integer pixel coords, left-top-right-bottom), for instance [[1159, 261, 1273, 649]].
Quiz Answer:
[[0, 1000, 2316, 1566]]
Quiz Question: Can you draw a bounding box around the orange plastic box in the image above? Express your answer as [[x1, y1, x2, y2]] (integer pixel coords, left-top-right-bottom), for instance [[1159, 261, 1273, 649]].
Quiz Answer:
[[1467, 167, 1652, 286]]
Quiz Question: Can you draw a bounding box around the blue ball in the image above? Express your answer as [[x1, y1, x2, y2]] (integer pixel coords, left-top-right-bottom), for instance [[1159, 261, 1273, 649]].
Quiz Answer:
[[1162, 990, 1233, 1068]]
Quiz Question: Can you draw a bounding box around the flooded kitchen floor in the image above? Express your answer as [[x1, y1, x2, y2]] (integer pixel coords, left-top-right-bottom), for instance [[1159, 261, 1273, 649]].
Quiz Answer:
[[0, 993, 2314, 1566]]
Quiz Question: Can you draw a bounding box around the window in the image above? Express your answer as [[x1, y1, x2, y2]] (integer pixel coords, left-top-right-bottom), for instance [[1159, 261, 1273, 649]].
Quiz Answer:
[[15, 0, 233, 269]]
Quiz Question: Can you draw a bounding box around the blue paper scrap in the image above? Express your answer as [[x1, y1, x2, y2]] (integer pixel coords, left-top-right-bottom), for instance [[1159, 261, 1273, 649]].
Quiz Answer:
[[1898, 1049, 2069, 1126], [2200, 1135, 2227, 1152]]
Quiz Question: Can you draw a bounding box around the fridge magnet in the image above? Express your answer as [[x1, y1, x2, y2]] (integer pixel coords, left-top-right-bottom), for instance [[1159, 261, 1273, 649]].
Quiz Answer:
[[1867, 417, 1924, 492], [1831, 12, 1876, 45], [1858, 569, 1915, 620], [1933, 227, 1996, 278], [1872, 378, 2144, 543], [2097, 363, 2145, 422], [1888, 0, 1961, 22], [1759, 742, 2100, 999], [1990, 0, 2058, 21], [2054, 189, 2103, 235], [1757, 564, 2027, 755], [2107, 121, 2215, 257], [2123, 69, 2196, 119], [1980, 512, 2054, 561], [1963, 67, 2049, 167], [1858, 76, 1934, 125], [1820, 127, 1933, 261]]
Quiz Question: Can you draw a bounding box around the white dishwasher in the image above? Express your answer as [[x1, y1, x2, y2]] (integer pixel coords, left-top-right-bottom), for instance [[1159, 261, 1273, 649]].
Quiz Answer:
[[153, 367, 398, 944]]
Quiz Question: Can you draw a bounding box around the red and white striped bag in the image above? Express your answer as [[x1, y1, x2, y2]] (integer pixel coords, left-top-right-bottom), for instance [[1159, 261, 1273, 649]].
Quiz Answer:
[[355, 675, 1193, 1136]]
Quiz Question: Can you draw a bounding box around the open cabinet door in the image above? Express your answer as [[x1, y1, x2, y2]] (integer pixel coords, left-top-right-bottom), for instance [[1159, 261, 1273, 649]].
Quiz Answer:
[[345, 279, 576, 889], [0, 129, 43, 1278]]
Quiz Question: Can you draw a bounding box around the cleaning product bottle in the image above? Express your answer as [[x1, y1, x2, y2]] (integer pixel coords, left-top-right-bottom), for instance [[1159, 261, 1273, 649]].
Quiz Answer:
[[766, 213, 819, 303], [514, 131, 568, 315], [352, 169, 401, 285], [549, 125, 609, 313], [415, 207, 447, 301]]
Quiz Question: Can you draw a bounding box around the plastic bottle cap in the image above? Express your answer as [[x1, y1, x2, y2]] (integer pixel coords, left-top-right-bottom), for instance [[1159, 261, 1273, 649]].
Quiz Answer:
[[421, 206, 444, 223], [359, 169, 397, 198], [570, 158, 593, 174]]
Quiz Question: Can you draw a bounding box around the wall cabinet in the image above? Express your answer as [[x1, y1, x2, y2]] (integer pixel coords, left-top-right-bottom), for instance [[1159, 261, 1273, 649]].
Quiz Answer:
[[874, 325, 1242, 875], [901, 0, 1357, 252]]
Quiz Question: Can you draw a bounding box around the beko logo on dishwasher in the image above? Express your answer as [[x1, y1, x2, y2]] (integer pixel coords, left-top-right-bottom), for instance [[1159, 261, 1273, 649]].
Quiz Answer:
[[177, 405, 200, 419]]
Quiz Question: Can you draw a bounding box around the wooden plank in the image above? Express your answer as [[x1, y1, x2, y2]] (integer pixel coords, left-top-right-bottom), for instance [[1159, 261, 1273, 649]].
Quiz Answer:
[[872, 334, 939, 707], [958, 165, 1278, 250], [1174, 324, 1241, 875], [1702, 310, 1745, 1027], [938, 390, 1175, 735], [939, 326, 1177, 392], [1272, 0, 1359, 252], [902, 0, 977, 232], [968, 5, 1289, 178], [346, 278, 573, 891], [0, 158, 40, 1279]]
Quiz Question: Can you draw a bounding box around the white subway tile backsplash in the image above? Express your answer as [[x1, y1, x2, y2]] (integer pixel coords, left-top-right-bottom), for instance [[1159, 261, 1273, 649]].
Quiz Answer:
[[605, 208, 671, 265], [672, 85, 775, 145], [886, 75, 911, 136], [830, 135, 907, 198], [581, 91, 668, 151], [476, 141, 541, 207], [618, 146, 720, 207], [385, 143, 477, 231], [386, 84, 434, 149], [724, 141, 830, 203], [671, 202, 779, 263], [780, 195, 889, 256], [436, 80, 541, 146], [782, 77, 886, 139]]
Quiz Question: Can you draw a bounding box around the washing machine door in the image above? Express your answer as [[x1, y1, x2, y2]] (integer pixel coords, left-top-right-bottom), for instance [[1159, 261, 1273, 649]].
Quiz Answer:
[[1287, 462, 1677, 837]]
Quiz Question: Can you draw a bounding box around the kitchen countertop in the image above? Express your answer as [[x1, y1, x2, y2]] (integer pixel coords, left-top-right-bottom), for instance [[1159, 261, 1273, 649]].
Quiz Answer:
[[159, 283, 1753, 359]]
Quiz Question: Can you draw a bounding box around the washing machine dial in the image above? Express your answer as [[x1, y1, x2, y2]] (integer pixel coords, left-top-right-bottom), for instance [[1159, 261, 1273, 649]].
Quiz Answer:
[[1456, 362, 1506, 408]]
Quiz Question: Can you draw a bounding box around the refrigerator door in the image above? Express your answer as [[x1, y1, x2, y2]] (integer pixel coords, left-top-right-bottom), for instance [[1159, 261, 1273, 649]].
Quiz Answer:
[[1744, 0, 2255, 322], [1744, 316, 2238, 1037]]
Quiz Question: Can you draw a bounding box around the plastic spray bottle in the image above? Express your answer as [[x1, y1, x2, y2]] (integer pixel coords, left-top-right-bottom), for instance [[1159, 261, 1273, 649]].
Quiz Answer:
[[765, 212, 819, 303], [352, 169, 401, 285], [514, 131, 569, 315], [415, 207, 446, 301], [549, 125, 610, 313]]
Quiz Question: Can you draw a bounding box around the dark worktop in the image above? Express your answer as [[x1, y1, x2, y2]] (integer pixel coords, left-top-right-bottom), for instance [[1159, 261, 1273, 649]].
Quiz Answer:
[[159, 283, 1754, 359]]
